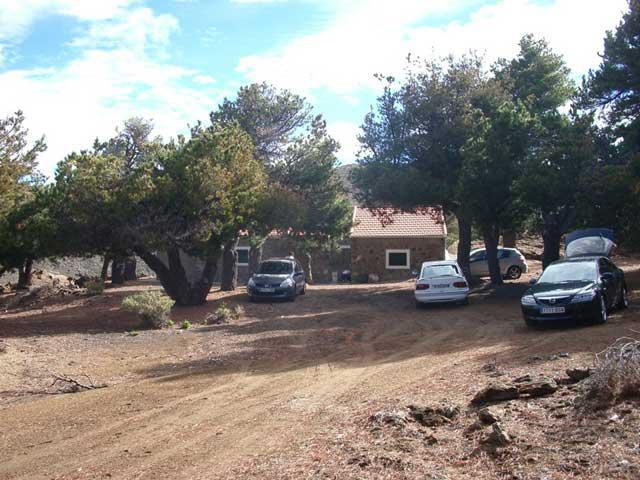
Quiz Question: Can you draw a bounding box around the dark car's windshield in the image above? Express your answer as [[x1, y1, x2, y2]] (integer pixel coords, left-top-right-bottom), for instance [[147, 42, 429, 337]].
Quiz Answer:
[[258, 261, 293, 275], [538, 262, 597, 283]]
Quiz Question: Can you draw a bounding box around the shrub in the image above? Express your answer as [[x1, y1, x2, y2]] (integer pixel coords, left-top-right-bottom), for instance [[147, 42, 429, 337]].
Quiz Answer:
[[180, 320, 191, 329], [85, 279, 105, 296], [121, 290, 174, 329], [205, 302, 244, 325], [579, 337, 640, 409]]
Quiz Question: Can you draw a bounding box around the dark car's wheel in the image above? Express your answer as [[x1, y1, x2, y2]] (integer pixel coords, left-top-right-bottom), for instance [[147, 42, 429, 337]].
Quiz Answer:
[[615, 284, 629, 310], [594, 294, 608, 324], [506, 265, 522, 280]]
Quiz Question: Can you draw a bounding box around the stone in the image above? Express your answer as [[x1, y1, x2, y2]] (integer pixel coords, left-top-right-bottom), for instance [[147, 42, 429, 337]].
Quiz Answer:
[[407, 404, 459, 427], [481, 422, 511, 447], [566, 368, 591, 383], [478, 407, 501, 425], [517, 378, 558, 398], [369, 409, 408, 428], [471, 383, 520, 405]]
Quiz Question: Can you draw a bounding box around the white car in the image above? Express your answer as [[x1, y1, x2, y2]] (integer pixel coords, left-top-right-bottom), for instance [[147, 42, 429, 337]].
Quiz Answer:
[[415, 260, 470, 306]]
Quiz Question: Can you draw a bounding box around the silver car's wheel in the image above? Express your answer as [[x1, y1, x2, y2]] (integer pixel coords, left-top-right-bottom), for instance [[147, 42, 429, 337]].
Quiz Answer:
[[619, 286, 629, 309], [506, 265, 522, 280]]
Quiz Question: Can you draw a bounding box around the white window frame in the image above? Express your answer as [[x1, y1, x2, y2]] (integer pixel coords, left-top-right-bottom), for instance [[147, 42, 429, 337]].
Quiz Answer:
[[236, 246, 250, 266], [386, 249, 410, 270]]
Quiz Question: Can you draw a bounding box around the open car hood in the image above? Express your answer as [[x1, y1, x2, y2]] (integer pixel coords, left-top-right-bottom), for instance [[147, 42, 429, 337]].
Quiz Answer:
[[565, 228, 615, 258]]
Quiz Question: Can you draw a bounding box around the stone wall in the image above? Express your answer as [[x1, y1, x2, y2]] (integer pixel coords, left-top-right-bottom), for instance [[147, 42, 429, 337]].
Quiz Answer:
[[351, 236, 446, 282]]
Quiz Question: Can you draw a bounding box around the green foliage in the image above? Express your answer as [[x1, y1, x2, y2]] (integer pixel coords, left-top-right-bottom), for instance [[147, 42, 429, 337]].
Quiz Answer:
[[0, 111, 46, 219], [583, 0, 640, 152], [210, 83, 352, 255], [180, 320, 191, 329], [121, 291, 174, 329], [85, 279, 105, 296], [205, 302, 243, 325]]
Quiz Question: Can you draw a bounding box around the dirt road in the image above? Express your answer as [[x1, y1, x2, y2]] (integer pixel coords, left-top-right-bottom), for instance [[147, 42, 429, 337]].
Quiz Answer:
[[1, 260, 639, 479]]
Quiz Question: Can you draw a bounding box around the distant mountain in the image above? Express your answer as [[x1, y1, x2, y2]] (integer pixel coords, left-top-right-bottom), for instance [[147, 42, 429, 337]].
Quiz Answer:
[[336, 163, 358, 203]]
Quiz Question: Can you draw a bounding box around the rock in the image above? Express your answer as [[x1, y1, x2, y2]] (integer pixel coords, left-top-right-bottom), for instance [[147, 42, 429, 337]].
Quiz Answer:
[[407, 404, 459, 427], [369, 409, 408, 428], [559, 352, 570, 358], [478, 407, 501, 425], [513, 374, 533, 383], [517, 378, 558, 398], [566, 368, 591, 383], [471, 383, 520, 405], [481, 422, 511, 447], [367, 273, 380, 283], [465, 420, 485, 433]]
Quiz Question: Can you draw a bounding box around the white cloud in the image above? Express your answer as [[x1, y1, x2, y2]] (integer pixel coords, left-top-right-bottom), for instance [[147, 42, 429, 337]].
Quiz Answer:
[[192, 74, 217, 85], [236, 0, 627, 96], [328, 121, 361, 163], [69, 7, 178, 54], [0, 0, 135, 41], [0, 4, 221, 176]]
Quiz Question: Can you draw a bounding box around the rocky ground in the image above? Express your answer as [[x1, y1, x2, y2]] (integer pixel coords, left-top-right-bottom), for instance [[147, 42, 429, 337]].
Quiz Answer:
[[0, 255, 639, 479]]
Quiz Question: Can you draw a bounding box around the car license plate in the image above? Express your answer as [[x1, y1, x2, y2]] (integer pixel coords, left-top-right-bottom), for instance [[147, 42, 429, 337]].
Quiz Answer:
[[259, 288, 275, 293], [433, 284, 449, 288], [541, 307, 565, 314]]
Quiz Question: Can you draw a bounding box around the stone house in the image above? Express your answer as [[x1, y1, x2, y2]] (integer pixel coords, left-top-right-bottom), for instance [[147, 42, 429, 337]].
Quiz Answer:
[[349, 207, 447, 282], [232, 206, 446, 284]]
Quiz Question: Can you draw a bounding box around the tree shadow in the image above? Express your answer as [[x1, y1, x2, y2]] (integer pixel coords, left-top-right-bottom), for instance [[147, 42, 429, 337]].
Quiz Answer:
[[135, 276, 640, 385]]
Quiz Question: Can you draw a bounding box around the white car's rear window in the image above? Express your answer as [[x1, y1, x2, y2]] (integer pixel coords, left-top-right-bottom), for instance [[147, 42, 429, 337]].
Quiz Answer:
[[422, 264, 459, 278]]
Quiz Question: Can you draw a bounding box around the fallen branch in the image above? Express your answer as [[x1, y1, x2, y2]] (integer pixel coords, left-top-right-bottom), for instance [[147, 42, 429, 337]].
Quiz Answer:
[[50, 373, 107, 393]]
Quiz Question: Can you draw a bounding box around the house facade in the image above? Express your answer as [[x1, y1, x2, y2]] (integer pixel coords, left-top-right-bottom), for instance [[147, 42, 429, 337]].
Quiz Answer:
[[349, 207, 447, 282], [214, 206, 447, 284]]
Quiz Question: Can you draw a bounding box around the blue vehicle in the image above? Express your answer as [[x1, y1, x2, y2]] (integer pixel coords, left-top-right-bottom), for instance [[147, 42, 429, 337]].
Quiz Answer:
[[247, 258, 307, 302]]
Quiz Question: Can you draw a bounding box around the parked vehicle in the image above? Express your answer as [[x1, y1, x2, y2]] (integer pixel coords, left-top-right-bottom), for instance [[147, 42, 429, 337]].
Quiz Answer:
[[469, 247, 528, 280], [415, 260, 469, 306], [247, 258, 306, 301], [521, 229, 628, 327]]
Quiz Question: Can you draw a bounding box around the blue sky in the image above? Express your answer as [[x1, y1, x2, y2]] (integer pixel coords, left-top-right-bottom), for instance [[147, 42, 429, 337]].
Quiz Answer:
[[0, 0, 628, 176]]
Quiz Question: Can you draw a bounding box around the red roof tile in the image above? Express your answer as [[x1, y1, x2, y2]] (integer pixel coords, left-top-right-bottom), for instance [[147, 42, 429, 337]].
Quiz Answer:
[[351, 207, 446, 238]]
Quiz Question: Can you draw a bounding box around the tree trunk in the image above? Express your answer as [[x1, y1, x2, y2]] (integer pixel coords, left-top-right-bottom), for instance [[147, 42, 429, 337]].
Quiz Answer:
[[502, 229, 517, 248], [541, 208, 575, 270], [483, 224, 503, 286], [456, 216, 472, 282], [248, 243, 263, 275], [220, 239, 238, 291], [17, 258, 34, 290], [542, 223, 562, 270], [136, 246, 219, 306], [111, 257, 126, 284], [101, 256, 111, 281], [124, 256, 137, 281], [305, 252, 313, 284]]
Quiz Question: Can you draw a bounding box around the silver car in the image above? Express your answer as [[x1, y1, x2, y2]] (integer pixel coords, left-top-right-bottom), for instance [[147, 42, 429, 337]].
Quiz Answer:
[[469, 247, 528, 280]]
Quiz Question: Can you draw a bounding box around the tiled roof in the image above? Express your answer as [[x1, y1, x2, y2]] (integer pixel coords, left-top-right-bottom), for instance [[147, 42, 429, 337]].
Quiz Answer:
[[351, 207, 446, 238]]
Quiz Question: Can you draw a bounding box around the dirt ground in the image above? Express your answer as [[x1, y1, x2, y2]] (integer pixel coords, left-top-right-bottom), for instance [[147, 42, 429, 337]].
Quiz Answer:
[[1, 258, 640, 479]]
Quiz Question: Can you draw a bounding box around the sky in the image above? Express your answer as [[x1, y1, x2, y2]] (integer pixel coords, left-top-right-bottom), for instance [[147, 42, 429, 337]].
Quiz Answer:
[[0, 0, 628, 177]]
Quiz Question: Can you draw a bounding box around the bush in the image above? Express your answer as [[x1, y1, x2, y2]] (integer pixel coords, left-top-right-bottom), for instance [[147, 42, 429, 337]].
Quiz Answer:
[[205, 302, 244, 325], [121, 290, 174, 329], [180, 320, 191, 329], [85, 279, 105, 296], [579, 337, 640, 409]]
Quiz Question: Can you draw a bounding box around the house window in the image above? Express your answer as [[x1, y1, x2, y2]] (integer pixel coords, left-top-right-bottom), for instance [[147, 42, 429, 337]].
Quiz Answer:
[[237, 247, 250, 266], [386, 249, 410, 269]]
